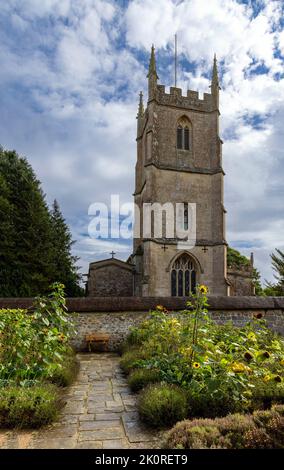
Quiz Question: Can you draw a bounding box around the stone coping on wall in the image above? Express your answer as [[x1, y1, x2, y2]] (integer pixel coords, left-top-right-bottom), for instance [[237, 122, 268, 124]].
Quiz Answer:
[[0, 296, 284, 312]]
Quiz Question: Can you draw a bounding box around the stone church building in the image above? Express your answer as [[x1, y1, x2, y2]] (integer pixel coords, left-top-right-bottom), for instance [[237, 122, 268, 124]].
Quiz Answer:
[[87, 47, 254, 297]]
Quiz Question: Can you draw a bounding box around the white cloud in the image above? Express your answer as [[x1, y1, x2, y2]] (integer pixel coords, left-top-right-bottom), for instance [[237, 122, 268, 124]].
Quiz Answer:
[[0, 0, 283, 285]]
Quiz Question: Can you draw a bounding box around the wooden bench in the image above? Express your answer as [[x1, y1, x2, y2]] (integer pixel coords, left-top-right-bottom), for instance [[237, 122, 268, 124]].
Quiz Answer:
[[85, 333, 110, 352]]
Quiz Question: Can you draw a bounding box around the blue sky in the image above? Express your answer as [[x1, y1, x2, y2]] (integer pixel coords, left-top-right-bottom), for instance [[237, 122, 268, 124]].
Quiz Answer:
[[0, 0, 284, 285]]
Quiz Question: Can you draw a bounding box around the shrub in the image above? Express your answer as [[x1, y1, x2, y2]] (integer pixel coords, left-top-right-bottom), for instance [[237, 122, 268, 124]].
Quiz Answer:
[[165, 413, 254, 449], [0, 385, 61, 428], [49, 351, 79, 387], [120, 349, 150, 375], [138, 384, 188, 428], [127, 368, 161, 392], [250, 380, 284, 411], [124, 327, 147, 347], [186, 387, 242, 418], [164, 405, 284, 449]]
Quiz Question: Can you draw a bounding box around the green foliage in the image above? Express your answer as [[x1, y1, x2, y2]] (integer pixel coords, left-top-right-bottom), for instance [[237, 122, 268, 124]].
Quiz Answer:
[[138, 384, 188, 428], [127, 368, 161, 392], [227, 247, 250, 269], [164, 405, 284, 449], [0, 147, 83, 296], [186, 387, 242, 418], [264, 248, 284, 296], [0, 385, 60, 428], [120, 348, 151, 375], [252, 268, 263, 296], [50, 200, 83, 296], [125, 287, 284, 421], [49, 350, 79, 387], [249, 379, 284, 410], [0, 283, 76, 385]]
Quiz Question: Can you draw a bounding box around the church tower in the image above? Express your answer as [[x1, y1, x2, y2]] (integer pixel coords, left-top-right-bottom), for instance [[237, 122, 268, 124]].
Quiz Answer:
[[132, 46, 229, 296]]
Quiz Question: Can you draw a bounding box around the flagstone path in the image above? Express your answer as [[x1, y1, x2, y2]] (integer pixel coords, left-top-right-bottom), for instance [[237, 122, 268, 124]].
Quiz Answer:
[[0, 353, 160, 449]]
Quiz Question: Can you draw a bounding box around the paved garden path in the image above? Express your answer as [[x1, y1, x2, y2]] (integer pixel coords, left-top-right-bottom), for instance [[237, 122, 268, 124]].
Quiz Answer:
[[0, 353, 159, 449]]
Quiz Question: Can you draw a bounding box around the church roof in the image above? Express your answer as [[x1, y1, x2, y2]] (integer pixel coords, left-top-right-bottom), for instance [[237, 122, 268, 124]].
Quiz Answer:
[[88, 257, 134, 272]]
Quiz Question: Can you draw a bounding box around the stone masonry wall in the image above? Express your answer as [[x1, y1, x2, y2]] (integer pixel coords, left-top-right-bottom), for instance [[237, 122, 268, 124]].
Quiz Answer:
[[87, 264, 133, 297], [0, 296, 283, 352], [72, 308, 284, 352]]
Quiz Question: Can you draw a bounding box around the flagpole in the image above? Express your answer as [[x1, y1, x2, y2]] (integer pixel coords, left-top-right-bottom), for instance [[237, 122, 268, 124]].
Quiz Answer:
[[174, 33, 177, 87]]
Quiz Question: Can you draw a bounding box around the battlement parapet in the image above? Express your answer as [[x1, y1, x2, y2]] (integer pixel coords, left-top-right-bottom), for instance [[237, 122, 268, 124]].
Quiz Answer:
[[228, 264, 254, 276], [156, 85, 213, 112]]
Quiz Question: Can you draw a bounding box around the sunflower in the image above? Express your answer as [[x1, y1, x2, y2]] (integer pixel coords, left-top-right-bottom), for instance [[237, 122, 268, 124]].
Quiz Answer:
[[193, 362, 200, 369], [274, 375, 282, 383], [263, 375, 271, 382], [244, 351, 254, 362], [230, 362, 246, 373], [259, 351, 270, 360], [198, 285, 208, 294], [156, 305, 164, 311]]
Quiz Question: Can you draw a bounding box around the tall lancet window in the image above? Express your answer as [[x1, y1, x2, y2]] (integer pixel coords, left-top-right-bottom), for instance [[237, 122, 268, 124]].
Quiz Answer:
[[177, 125, 183, 149], [176, 117, 191, 150]]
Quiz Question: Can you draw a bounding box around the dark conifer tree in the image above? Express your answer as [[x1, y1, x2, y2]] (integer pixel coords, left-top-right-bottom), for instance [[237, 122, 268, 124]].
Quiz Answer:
[[50, 199, 83, 296], [0, 147, 83, 296]]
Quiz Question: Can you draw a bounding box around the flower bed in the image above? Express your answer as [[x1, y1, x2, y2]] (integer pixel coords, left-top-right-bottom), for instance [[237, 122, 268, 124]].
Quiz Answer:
[[0, 283, 78, 428], [121, 285, 284, 440]]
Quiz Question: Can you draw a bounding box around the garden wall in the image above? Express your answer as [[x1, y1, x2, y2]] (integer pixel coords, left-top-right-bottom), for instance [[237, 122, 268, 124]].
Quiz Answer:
[[0, 296, 283, 351]]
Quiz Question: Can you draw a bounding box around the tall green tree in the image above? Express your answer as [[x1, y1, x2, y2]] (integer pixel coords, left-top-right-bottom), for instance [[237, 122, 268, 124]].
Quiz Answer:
[[0, 147, 83, 297], [264, 249, 284, 296], [50, 200, 83, 296]]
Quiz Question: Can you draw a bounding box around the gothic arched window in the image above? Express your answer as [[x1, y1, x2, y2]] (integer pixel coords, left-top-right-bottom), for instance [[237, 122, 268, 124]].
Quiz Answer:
[[171, 254, 196, 296], [176, 117, 191, 150]]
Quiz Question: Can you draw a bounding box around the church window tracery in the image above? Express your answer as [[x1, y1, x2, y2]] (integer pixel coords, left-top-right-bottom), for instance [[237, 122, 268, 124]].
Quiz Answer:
[[171, 254, 196, 296]]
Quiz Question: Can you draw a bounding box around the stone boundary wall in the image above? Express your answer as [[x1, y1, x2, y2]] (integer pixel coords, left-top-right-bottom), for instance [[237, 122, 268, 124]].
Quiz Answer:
[[0, 296, 283, 351], [1, 296, 284, 312]]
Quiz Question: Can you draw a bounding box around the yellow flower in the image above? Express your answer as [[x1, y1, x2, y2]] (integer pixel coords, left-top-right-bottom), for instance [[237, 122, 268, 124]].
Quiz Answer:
[[180, 347, 192, 355], [247, 332, 256, 341], [263, 375, 271, 382], [280, 359, 284, 366], [156, 305, 168, 313], [193, 362, 200, 369], [230, 362, 246, 373], [198, 285, 208, 294]]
